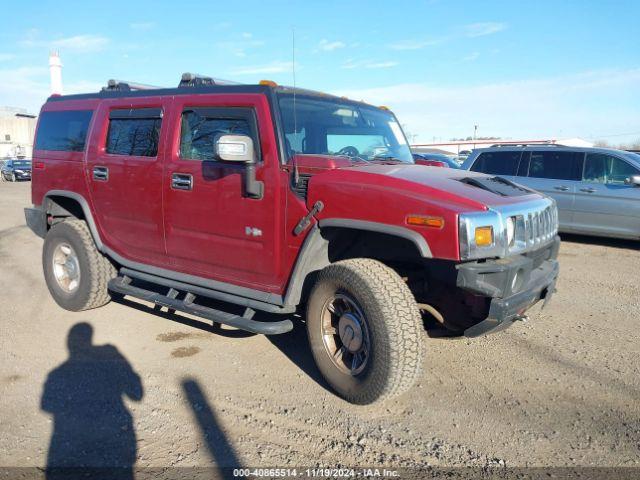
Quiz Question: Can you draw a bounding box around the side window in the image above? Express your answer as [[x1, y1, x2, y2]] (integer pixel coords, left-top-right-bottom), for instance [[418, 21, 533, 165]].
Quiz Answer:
[[180, 108, 255, 161], [34, 110, 93, 152], [106, 108, 162, 157], [469, 151, 521, 175], [528, 151, 583, 181], [584, 153, 639, 184]]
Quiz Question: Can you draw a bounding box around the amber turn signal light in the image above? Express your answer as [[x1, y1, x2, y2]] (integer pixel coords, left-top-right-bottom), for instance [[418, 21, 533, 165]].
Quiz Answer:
[[259, 79, 278, 87], [406, 215, 444, 229], [474, 226, 493, 246]]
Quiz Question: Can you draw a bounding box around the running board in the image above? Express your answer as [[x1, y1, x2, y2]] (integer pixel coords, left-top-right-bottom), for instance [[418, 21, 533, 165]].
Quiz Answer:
[[108, 277, 294, 335]]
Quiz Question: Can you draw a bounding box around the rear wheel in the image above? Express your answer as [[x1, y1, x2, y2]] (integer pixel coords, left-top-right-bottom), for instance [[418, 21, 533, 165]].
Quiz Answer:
[[43, 219, 116, 311], [306, 259, 423, 404]]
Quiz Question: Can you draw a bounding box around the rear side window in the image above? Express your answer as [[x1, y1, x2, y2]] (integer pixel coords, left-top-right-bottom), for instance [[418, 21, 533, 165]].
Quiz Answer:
[[34, 110, 93, 152], [528, 151, 583, 180], [180, 108, 255, 161], [470, 151, 521, 175], [106, 108, 162, 157]]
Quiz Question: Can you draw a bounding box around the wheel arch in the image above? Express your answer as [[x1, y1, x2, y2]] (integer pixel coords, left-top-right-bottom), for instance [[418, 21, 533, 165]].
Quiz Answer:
[[43, 190, 104, 250], [283, 219, 431, 308]]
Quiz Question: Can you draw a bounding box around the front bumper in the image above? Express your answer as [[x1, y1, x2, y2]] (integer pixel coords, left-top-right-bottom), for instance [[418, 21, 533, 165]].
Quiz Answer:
[[16, 171, 31, 179], [456, 236, 560, 337]]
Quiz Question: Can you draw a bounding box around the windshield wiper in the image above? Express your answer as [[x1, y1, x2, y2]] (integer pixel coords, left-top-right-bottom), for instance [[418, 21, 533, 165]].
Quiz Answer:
[[370, 155, 405, 164]]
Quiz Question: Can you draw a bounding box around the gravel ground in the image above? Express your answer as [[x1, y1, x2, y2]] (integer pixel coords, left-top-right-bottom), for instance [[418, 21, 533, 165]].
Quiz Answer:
[[1, 181, 639, 475]]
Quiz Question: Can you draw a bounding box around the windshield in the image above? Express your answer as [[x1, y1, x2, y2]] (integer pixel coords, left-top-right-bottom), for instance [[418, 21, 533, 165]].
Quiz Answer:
[[12, 160, 31, 168], [278, 94, 414, 163]]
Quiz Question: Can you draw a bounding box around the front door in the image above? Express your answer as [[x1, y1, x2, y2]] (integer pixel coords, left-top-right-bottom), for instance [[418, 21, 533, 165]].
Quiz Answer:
[[573, 152, 640, 238], [162, 94, 284, 294], [86, 97, 169, 266]]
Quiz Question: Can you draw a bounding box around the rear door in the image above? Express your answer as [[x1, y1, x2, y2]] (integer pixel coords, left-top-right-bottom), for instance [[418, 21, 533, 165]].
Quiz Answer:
[[521, 150, 584, 230], [161, 94, 284, 293], [572, 152, 640, 238], [86, 97, 169, 266]]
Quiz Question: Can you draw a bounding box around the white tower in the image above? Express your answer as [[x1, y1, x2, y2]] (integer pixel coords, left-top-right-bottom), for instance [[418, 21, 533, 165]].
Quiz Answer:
[[49, 51, 63, 95]]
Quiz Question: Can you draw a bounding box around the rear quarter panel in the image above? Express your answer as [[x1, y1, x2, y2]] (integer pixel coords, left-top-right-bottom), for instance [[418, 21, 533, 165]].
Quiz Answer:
[[32, 99, 101, 208]]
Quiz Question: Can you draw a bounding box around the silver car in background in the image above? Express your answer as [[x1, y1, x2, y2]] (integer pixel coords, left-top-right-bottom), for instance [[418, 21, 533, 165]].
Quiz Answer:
[[462, 145, 640, 240]]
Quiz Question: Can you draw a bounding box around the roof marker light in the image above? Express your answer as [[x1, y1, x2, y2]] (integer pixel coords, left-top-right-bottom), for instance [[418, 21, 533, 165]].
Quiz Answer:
[[259, 80, 278, 87]]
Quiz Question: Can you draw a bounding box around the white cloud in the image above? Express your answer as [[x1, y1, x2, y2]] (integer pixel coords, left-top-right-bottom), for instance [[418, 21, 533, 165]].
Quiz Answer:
[[0, 66, 49, 113], [464, 22, 507, 38], [216, 36, 264, 58], [389, 38, 442, 50], [318, 39, 346, 52], [342, 59, 398, 69], [22, 33, 109, 53], [229, 61, 293, 75], [0, 53, 15, 62], [462, 52, 480, 61], [334, 68, 640, 143], [51, 35, 109, 52], [130, 22, 155, 30]]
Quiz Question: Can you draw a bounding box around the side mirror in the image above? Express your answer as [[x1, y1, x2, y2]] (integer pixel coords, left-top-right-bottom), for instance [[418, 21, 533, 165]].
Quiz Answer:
[[214, 134, 263, 199], [215, 134, 255, 163], [624, 175, 640, 187]]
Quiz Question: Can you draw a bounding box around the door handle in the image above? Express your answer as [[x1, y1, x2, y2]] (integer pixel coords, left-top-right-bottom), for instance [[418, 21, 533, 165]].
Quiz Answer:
[[580, 187, 596, 193], [93, 166, 108, 181], [171, 173, 193, 190], [553, 185, 570, 191]]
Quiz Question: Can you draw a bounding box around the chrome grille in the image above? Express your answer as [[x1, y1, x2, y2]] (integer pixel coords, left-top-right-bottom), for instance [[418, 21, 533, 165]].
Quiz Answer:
[[511, 201, 558, 254]]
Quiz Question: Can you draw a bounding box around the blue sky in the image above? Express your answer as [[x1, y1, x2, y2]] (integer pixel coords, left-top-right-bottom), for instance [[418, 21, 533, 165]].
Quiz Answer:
[[1, 0, 639, 143]]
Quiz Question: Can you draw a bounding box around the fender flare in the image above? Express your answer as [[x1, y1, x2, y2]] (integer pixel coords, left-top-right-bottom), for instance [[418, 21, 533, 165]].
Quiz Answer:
[[318, 218, 433, 258], [43, 190, 104, 250], [282, 218, 432, 307]]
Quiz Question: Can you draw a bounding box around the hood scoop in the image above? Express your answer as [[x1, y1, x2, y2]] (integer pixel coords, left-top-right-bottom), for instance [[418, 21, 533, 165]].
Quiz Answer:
[[459, 176, 532, 197]]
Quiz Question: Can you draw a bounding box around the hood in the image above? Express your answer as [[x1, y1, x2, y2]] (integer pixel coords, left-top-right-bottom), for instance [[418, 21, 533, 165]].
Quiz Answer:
[[309, 163, 541, 212]]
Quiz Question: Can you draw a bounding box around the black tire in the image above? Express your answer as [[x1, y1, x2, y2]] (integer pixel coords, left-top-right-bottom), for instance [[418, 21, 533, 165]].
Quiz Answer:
[[306, 258, 423, 404], [43, 219, 116, 311]]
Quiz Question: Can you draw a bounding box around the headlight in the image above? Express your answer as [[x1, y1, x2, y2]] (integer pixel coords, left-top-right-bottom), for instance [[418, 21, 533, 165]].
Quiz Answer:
[[459, 211, 503, 260]]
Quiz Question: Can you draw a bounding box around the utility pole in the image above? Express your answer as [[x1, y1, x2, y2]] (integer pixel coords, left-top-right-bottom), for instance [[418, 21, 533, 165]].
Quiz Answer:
[[473, 124, 478, 148]]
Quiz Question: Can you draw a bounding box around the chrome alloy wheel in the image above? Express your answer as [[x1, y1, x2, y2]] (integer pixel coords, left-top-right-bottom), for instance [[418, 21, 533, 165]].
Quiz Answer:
[[321, 293, 371, 376], [52, 242, 81, 293]]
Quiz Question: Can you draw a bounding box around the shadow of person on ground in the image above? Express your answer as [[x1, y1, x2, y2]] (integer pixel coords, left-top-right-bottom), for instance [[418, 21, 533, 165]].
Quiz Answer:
[[182, 378, 241, 480], [265, 316, 331, 393], [41, 322, 144, 480]]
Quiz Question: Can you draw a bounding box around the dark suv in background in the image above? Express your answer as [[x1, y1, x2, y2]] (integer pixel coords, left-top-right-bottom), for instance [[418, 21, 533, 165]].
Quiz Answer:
[[463, 145, 640, 240], [1, 159, 32, 182]]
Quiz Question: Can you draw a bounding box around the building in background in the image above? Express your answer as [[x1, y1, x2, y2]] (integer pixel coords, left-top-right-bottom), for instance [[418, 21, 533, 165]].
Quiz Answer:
[[412, 137, 595, 156], [0, 107, 37, 159]]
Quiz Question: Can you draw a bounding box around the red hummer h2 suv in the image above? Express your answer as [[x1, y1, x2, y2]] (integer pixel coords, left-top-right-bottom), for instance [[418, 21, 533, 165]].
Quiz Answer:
[[25, 74, 560, 404]]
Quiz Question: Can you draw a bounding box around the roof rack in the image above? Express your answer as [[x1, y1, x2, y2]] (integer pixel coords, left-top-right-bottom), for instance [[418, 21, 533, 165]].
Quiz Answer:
[[491, 142, 559, 148], [178, 72, 242, 88], [103, 79, 162, 92]]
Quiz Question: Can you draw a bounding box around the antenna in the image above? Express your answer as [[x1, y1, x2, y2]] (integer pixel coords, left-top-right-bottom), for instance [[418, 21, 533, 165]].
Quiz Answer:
[[291, 26, 300, 187]]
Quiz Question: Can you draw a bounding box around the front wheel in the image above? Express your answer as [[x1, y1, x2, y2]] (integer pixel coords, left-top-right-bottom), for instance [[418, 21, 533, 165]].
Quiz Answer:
[[9, 173, 16, 182], [307, 259, 424, 404]]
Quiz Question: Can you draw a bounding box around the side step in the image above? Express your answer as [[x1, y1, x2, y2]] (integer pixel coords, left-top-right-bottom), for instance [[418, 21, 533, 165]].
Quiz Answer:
[[108, 277, 294, 335]]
